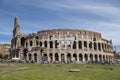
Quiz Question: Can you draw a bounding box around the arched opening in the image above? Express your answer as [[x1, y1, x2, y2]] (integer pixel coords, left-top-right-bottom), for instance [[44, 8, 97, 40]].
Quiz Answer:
[[40, 41, 42, 47], [28, 53, 31, 61], [67, 53, 71, 63], [34, 53, 37, 62], [73, 41, 76, 49], [55, 53, 59, 61], [44, 41, 47, 48], [84, 54, 88, 61], [43, 54, 48, 61], [30, 41, 33, 46], [61, 53, 65, 63], [90, 54, 93, 62], [66, 40, 71, 48], [73, 53, 77, 61], [102, 43, 104, 50], [78, 41, 82, 49], [103, 55, 105, 61], [21, 37, 25, 47], [79, 54, 83, 62], [95, 54, 98, 62], [106, 55, 108, 61], [49, 53, 53, 62], [99, 55, 102, 61], [98, 43, 101, 50], [55, 40, 58, 48], [84, 41, 87, 48], [89, 42, 92, 49], [94, 42, 97, 50], [50, 41, 53, 48]]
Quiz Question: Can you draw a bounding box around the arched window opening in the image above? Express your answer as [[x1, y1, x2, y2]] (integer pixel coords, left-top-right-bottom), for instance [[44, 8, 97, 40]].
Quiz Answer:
[[40, 42, 42, 47], [94, 42, 97, 50], [66, 40, 71, 47], [98, 43, 101, 50], [67, 53, 71, 63], [84, 41, 87, 48], [49, 53, 53, 62], [30, 41, 32, 46], [84, 54, 88, 61], [34, 53, 37, 62], [78, 41, 82, 49], [21, 37, 25, 47], [79, 54, 83, 61], [50, 41, 53, 48], [73, 41, 76, 49], [44, 41, 47, 48], [89, 42, 92, 49], [55, 40, 59, 48], [73, 53, 77, 61], [55, 53, 59, 61]]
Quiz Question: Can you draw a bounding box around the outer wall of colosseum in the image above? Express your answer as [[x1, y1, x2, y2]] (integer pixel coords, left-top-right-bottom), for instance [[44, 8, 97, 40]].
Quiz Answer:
[[10, 17, 114, 63]]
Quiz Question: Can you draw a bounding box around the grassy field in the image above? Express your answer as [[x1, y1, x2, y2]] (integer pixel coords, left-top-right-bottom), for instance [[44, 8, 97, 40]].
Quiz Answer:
[[0, 63, 120, 80]]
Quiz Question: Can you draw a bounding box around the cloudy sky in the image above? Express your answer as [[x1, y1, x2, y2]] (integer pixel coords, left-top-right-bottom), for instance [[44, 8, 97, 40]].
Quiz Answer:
[[0, 0, 120, 51]]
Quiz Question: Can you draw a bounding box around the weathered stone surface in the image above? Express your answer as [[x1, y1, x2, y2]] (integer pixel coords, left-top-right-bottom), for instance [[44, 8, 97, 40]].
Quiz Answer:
[[0, 44, 11, 55]]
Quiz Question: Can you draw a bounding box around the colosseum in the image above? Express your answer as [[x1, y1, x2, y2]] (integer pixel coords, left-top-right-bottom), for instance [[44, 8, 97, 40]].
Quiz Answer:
[[10, 17, 114, 63]]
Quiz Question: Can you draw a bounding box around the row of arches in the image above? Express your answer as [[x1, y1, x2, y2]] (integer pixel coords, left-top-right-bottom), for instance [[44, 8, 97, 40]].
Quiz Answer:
[[23, 53, 113, 63], [24, 40, 112, 52]]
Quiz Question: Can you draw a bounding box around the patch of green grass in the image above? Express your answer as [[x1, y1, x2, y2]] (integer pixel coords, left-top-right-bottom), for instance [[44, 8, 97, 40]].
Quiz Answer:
[[0, 63, 120, 80]]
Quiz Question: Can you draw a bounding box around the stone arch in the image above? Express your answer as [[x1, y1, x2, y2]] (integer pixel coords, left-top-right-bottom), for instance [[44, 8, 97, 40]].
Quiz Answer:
[[43, 54, 48, 61], [55, 53, 59, 61], [61, 53, 65, 63], [21, 37, 25, 47], [50, 41, 53, 48], [30, 40, 33, 46], [55, 40, 58, 48], [99, 55, 102, 61], [28, 53, 32, 61], [26, 42, 28, 47], [34, 53, 37, 62], [84, 41, 87, 48], [73, 53, 77, 61], [95, 54, 98, 62], [79, 54, 83, 62], [98, 43, 101, 50], [84, 54, 88, 61], [49, 53, 53, 62], [44, 41, 47, 48], [94, 42, 97, 50], [89, 42, 92, 49], [78, 41, 82, 49], [40, 41, 42, 47], [90, 54, 93, 62], [67, 53, 71, 63], [73, 41, 76, 49]]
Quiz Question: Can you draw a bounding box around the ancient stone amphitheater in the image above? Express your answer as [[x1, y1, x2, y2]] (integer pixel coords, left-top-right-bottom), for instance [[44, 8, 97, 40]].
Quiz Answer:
[[10, 17, 114, 63]]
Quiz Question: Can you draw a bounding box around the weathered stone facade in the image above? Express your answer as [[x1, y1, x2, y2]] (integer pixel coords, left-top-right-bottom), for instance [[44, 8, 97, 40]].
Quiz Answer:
[[0, 44, 10, 55], [10, 17, 114, 63]]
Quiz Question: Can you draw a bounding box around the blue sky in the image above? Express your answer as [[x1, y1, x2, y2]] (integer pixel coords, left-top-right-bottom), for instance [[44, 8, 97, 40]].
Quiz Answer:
[[0, 0, 120, 51]]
